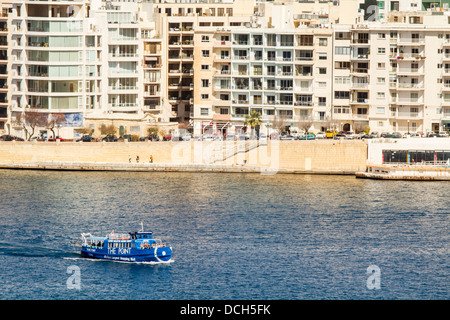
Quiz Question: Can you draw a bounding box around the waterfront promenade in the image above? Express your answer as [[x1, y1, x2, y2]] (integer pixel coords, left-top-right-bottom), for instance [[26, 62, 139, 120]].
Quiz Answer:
[[0, 140, 368, 175]]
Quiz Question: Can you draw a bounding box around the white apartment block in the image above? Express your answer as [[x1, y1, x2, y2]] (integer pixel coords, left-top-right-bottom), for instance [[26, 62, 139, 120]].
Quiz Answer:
[[348, 10, 450, 134], [8, 0, 149, 139], [3, 0, 450, 140], [193, 5, 450, 136], [0, 1, 9, 133]]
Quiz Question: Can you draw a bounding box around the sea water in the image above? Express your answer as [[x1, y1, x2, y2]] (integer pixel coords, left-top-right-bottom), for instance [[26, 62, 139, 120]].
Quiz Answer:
[[0, 170, 448, 300]]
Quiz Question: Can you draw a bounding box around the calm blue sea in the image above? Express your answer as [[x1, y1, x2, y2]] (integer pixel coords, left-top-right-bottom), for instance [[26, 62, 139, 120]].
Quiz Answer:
[[0, 170, 448, 300]]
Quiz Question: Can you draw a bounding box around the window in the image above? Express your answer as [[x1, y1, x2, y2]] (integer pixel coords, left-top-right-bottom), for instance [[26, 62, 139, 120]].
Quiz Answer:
[[377, 62, 385, 69], [200, 108, 209, 116], [318, 52, 327, 60], [318, 97, 326, 106], [201, 65, 209, 70], [334, 91, 350, 99], [378, 48, 386, 54], [377, 92, 385, 99], [201, 94, 209, 99], [334, 106, 350, 114], [335, 76, 351, 85], [378, 33, 386, 39], [334, 61, 350, 70], [319, 38, 328, 46], [201, 79, 209, 87], [335, 47, 351, 55], [377, 77, 386, 84], [377, 107, 385, 113], [201, 50, 209, 57], [318, 67, 327, 74], [335, 32, 350, 40], [201, 35, 209, 42], [220, 50, 229, 59]]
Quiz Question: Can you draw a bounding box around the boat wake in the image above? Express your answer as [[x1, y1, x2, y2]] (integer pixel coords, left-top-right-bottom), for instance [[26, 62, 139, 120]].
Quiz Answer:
[[63, 256, 174, 265]]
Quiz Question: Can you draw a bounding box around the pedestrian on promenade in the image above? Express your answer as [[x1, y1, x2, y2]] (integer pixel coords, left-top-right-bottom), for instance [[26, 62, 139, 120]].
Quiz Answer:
[[129, 155, 131, 163], [136, 155, 140, 163], [150, 155, 153, 163]]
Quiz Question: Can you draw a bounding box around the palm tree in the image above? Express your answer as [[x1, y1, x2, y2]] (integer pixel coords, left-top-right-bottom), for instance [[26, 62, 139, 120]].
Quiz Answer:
[[244, 110, 262, 138]]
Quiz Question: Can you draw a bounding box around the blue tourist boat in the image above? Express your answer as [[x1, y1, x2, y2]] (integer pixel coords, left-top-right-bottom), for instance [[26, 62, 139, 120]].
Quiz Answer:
[[80, 223, 172, 262]]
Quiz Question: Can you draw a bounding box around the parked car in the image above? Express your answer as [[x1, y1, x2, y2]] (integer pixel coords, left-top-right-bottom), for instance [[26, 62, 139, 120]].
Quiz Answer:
[[77, 135, 96, 142], [237, 134, 248, 140], [163, 135, 172, 141], [103, 135, 118, 142], [438, 131, 449, 137], [280, 135, 295, 140], [202, 134, 214, 141], [357, 133, 371, 139], [0, 135, 18, 141], [369, 132, 379, 138], [269, 132, 279, 140], [326, 129, 337, 139], [299, 133, 315, 140], [316, 131, 326, 139], [259, 133, 267, 141], [344, 131, 356, 139], [426, 132, 438, 138], [409, 133, 422, 138], [48, 136, 65, 142], [381, 132, 402, 139], [225, 134, 236, 141], [334, 131, 346, 139], [182, 133, 192, 141]]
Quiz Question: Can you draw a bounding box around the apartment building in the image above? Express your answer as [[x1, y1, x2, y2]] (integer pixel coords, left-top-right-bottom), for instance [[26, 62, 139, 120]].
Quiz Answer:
[[346, 10, 450, 134], [7, 0, 148, 139], [193, 6, 450, 136], [0, 1, 9, 134], [190, 2, 345, 136], [4, 0, 450, 139]]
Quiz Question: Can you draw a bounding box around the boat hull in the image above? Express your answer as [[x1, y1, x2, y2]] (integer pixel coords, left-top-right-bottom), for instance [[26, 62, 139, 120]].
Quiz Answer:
[[81, 246, 172, 263]]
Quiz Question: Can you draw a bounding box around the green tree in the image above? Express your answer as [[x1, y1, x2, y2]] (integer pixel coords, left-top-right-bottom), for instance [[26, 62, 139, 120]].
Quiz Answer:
[[244, 110, 262, 137]]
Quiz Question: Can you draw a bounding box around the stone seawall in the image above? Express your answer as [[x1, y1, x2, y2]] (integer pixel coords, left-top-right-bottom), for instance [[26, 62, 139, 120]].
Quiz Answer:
[[0, 140, 368, 174]]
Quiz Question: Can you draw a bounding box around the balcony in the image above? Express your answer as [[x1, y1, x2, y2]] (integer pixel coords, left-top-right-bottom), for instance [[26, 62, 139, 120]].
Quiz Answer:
[[234, 55, 249, 61], [351, 39, 369, 45], [214, 40, 231, 47], [109, 103, 139, 112], [294, 101, 313, 107], [351, 54, 369, 60], [398, 38, 424, 45], [350, 68, 369, 75], [233, 41, 249, 46], [143, 105, 161, 111], [295, 56, 314, 64], [353, 113, 369, 120], [391, 98, 424, 105], [396, 68, 423, 76], [350, 98, 369, 104], [351, 82, 369, 89], [392, 53, 425, 61], [396, 83, 424, 90]]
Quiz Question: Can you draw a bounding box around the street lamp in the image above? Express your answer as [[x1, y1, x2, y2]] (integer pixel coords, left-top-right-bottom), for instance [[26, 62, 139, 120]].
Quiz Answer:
[[407, 120, 410, 134]]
